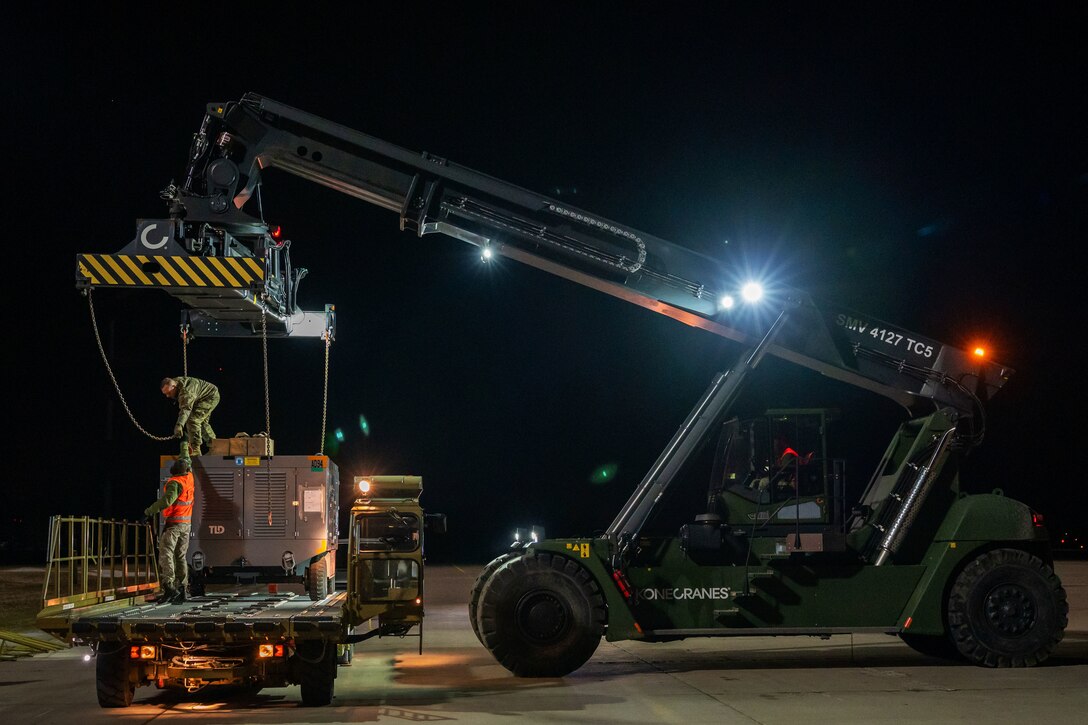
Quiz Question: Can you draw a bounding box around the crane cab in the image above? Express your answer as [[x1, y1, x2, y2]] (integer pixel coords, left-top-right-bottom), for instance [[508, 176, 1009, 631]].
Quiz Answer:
[[717, 409, 846, 535], [681, 408, 848, 559]]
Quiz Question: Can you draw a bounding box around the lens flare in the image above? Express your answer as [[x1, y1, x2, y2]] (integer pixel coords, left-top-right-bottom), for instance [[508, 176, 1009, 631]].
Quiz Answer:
[[325, 432, 341, 455], [590, 463, 618, 485], [741, 281, 763, 303]]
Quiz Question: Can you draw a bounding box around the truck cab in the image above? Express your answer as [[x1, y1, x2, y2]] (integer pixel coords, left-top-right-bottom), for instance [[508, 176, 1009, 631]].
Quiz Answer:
[[344, 475, 446, 641]]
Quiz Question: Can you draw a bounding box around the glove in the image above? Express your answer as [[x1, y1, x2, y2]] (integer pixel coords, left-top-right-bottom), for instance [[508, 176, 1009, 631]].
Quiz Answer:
[[174, 425, 184, 438]]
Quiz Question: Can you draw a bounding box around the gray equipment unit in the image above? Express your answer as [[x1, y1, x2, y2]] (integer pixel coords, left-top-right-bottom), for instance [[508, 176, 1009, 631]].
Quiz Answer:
[[157, 454, 339, 592]]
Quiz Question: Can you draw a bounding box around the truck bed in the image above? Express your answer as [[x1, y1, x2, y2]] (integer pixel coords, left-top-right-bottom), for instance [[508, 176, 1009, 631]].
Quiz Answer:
[[45, 589, 346, 644]]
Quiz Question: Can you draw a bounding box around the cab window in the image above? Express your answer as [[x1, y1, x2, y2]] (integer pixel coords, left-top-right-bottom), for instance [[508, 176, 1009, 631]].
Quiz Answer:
[[354, 512, 420, 552]]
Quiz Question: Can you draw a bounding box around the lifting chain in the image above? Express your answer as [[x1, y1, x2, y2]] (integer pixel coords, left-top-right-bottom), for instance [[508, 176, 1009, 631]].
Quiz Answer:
[[319, 330, 331, 456], [181, 324, 190, 377], [259, 299, 271, 456], [86, 289, 176, 442], [259, 299, 273, 529]]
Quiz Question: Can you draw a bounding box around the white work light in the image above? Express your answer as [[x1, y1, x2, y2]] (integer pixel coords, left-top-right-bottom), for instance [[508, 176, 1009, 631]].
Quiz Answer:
[[742, 281, 763, 303]]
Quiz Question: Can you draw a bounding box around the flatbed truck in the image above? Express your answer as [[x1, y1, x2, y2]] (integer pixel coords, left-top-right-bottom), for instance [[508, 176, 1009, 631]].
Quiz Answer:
[[38, 475, 444, 707]]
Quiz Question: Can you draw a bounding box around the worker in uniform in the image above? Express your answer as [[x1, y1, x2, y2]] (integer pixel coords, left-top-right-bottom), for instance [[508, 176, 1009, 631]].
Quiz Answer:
[[144, 458, 195, 604], [161, 376, 220, 460]]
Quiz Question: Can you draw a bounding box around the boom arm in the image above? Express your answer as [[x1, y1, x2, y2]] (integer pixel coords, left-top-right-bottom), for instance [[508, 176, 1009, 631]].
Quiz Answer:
[[78, 93, 1013, 416]]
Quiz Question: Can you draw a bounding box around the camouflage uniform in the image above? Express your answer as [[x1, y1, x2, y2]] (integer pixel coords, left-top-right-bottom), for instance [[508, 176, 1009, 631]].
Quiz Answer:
[[157, 522, 191, 593], [171, 376, 220, 456]]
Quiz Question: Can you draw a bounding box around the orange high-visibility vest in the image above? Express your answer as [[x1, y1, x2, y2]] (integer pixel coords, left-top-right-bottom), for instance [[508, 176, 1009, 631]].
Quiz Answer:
[[162, 472, 195, 524]]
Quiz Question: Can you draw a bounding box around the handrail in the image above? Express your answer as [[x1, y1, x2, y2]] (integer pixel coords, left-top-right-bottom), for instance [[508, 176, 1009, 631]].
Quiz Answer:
[[39, 516, 159, 611]]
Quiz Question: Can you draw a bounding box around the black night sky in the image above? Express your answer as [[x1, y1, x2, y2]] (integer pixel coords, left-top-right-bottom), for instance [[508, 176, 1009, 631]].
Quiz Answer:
[[7, 5, 1087, 563]]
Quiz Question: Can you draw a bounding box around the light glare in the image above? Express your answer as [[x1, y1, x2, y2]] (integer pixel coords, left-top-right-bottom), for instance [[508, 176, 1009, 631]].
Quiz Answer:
[[718, 294, 735, 310], [741, 282, 763, 303]]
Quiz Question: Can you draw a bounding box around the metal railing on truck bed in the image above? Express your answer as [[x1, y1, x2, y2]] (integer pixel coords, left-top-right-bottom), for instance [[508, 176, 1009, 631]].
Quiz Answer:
[[37, 516, 159, 636]]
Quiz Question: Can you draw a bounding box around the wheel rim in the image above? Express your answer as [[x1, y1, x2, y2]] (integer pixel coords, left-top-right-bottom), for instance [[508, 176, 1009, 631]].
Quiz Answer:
[[984, 583, 1036, 637], [515, 589, 570, 643]]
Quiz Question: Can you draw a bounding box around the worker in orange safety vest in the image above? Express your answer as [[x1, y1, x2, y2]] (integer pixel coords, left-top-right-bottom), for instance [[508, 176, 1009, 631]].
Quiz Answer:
[[144, 458, 195, 604]]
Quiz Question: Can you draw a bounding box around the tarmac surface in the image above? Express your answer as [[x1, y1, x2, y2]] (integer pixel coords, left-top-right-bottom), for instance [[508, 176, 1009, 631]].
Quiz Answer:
[[1, 561, 1085, 724]]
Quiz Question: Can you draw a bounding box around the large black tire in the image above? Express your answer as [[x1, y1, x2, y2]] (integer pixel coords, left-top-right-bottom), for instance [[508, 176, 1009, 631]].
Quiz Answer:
[[297, 640, 336, 706], [947, 548, 1068, 667], [307, 555, 329, 601], [469, 552, 523, 644], [95, 645, 135, 708], [900, 632, 963, 661], [477, 552, 606, 677]]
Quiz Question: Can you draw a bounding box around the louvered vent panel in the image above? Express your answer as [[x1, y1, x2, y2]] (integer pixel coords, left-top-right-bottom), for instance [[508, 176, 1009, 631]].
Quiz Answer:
[[251, 471, 288, 538], [201, 470, 236, 521]]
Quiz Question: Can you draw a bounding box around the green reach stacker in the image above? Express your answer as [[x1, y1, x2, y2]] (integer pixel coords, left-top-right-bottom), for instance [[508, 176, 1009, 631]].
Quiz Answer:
[[69, 94, 1066, 689]]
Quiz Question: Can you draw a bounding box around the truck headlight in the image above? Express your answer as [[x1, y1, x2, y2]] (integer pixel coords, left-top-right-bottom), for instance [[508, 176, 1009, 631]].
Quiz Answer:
[[512, 526, 545, 547]]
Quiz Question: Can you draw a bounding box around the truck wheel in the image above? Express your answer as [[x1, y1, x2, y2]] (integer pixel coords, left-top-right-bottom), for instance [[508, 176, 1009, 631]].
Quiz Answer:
[[307, 556, 329, 601], [477, 552, 606, 677], [899, 632, 962, 661], [469, 552, 522, 644], [297, 640, 336, 706], [95, 644, 135, 708], [947, 548, 1068, 667]]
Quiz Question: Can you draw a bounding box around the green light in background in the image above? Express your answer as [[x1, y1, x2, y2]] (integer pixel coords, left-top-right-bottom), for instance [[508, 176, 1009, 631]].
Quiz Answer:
[[325, 432, 341, 456], [335, 428, 345, 442], [359, 414, 371, 437], [589, 463, 618, 485]]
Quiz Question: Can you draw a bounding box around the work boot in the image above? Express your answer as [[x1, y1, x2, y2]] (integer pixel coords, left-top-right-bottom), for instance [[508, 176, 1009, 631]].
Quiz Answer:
[[170, 588, 187, 605], [153, 587, 176, 604]]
